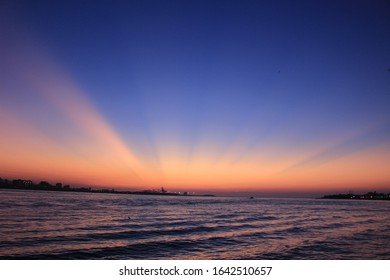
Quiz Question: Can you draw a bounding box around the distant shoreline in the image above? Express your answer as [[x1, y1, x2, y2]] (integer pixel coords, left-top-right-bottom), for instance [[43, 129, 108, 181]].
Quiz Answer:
[[0, 178, 215, 197], [320, 191, 390, 201]]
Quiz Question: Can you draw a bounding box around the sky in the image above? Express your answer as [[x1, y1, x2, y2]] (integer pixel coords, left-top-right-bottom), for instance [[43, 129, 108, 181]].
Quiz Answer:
[[1, 0, 390, 196]]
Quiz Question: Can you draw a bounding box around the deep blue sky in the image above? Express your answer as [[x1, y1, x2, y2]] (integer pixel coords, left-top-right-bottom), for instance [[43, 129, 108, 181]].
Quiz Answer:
[[22, 0, 390, 142], [1, 0, 390, 192]]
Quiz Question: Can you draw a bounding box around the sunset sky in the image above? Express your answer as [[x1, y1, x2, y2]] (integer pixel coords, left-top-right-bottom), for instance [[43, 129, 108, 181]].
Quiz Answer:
[[1, 0, 390, 195]]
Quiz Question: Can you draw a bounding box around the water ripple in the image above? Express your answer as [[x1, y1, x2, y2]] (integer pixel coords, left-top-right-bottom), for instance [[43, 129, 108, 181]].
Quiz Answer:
[[1, 189, 389, 259]]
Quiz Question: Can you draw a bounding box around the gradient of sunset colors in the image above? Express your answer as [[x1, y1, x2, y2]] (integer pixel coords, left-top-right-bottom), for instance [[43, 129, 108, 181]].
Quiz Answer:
[[1, 1, 390, 195]]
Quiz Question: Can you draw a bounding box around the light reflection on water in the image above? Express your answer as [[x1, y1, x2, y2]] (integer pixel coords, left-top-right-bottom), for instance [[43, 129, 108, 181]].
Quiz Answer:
[[0, 189, 389, 259]]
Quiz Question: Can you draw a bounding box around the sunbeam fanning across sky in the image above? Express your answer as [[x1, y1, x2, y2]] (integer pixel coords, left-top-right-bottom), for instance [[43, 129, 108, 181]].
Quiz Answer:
[[0, 16, 156, 187], [1, 0, 390, 196]]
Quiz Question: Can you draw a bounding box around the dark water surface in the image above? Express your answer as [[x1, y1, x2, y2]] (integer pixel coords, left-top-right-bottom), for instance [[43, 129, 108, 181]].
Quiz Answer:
[[0, 189, 389, 259]]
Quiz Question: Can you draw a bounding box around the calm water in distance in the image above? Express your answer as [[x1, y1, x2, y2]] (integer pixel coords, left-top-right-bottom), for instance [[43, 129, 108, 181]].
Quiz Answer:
[[0, 189, 389, 259]]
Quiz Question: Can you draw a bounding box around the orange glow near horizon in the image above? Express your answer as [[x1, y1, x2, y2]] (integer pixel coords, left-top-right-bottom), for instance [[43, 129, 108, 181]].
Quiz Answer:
[[2, 99, 390, 193]]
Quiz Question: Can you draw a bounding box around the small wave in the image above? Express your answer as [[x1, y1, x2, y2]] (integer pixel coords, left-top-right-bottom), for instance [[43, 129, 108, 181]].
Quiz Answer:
[[271, 226, 307, 236], [2, 235, 243, 260], [31, 202, 54, 207]]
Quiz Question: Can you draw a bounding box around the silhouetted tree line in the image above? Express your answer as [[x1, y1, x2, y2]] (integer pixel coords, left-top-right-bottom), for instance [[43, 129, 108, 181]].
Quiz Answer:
[[0, 177, 214, 197], [0, 177, 96, 193], [321, 191, 390, 200]]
